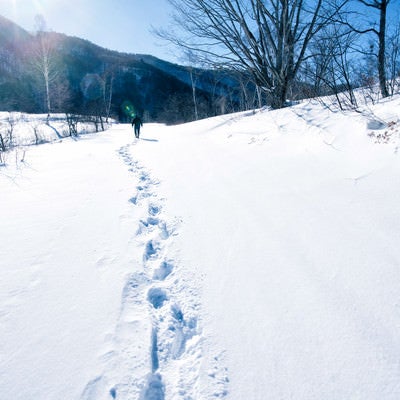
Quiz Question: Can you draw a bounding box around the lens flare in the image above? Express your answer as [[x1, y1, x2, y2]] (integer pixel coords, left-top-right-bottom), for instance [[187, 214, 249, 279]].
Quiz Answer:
[[121, 100, 136, 118]]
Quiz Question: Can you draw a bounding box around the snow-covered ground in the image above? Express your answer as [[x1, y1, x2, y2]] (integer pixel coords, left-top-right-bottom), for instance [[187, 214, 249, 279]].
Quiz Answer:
[[1, 96, 400, 400]]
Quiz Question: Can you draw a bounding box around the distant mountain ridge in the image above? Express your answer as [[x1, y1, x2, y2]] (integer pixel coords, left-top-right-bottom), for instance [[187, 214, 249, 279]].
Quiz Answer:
[[0, 14, 31, 45], [0, 15, 244, 123]]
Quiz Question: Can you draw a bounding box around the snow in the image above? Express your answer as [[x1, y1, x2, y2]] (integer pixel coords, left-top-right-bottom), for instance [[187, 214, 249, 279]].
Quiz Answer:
[[1, 96, 400, 399]]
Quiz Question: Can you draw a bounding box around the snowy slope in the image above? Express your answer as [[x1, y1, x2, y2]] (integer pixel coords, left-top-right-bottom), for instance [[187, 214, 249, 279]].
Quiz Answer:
[[1, 96, 400, 400], [127, 98, 400, 400]]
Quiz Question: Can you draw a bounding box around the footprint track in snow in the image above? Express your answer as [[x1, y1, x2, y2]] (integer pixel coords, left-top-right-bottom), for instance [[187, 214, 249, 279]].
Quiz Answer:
[[81, 143, 228, 400], [125, 148, 204, 397]]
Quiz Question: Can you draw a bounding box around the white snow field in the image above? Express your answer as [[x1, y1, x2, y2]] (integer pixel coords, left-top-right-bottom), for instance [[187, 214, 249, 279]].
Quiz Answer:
[[1, 96, 400, 400]]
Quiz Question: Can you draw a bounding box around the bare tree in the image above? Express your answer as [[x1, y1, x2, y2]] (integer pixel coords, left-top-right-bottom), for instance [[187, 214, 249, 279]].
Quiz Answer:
[[30, 15, 61, 121], [5, 112, 19, 148], [98, 65, 115, 122], [0, 123, 6, 153], [386, 18, 400, 94], [0, 113, 20, 161], [361, 0, 390, 97], [65, 114, 80, 136], [303, 22, 360, 108], [103, 71, 114, 123], [188, 67, 199, 120], [344, 0, 392, 98], [160, 0, 347, 109], [30, 119, 46, 144]]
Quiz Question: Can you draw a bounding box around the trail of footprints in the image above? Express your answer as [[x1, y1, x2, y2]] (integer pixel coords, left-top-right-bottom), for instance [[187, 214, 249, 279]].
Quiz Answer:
[[81, 145, 228, 400]]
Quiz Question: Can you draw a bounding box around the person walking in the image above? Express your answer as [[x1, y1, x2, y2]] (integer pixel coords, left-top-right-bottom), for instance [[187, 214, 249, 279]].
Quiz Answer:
[[131, 115, 143, 138]]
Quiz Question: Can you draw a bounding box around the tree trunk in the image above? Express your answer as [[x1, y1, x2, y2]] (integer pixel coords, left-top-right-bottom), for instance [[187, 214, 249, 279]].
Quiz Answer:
[[270, 79, 289, 109], [378, 0, 389, 98], [189, 69, 199, 120]]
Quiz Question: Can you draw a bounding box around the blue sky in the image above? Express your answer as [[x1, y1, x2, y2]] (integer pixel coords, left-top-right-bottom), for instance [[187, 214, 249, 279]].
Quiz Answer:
[[1, 1, 398, 64], [0, 0, 177, 62]]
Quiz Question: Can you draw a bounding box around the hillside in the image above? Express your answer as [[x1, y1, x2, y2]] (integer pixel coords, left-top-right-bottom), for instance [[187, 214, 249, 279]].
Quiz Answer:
[[0, 15, 243, 123], [1, 94, 400, 399]]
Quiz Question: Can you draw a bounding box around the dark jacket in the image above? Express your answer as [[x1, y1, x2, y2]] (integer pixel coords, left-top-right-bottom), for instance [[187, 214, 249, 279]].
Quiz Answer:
[[132, 116, 143, 128]]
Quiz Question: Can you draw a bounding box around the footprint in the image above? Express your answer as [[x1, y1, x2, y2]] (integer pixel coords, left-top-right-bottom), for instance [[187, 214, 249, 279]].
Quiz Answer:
[[143, 240, 158, 261], [153, 261, 173, 281], [147, 287, 168, 309], [158, 221, 170, 240], [139, 172, 150, 182], [171, 304, 183, 322], [148, 204, 161, 216], [140, 217, 159, 228], [140, 373, 165, 400], [109, 387, 117, 399], [169, 304, 198, 359], [169, 305, 186, 359]]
